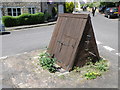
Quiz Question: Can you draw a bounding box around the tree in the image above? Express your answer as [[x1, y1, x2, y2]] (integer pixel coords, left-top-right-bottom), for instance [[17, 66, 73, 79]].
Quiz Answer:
[[100, 2, 115, 7], [65, 2, 74, 13]]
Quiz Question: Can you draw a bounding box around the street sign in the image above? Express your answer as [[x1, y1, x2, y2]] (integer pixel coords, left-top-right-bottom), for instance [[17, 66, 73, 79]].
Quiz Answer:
[[48, 13, 100, 71]]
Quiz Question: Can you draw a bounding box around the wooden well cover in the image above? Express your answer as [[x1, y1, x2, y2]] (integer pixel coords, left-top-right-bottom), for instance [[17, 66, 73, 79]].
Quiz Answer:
[[48, 13, 100, 71]]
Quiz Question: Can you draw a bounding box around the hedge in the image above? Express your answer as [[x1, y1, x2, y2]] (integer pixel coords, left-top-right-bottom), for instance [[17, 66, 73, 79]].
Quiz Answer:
[[2, 12, 45, 27], [2, 16, 19, 27]]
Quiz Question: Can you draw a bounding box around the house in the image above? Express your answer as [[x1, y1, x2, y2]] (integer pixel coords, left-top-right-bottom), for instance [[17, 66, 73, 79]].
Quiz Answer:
[[0, 1, 50, 31], [0, 1, 64, 17], [0, 2, 45, 16]]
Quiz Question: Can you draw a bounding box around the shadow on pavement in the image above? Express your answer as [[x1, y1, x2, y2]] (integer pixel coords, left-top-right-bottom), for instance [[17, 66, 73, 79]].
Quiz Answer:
[[0, 32, 11, 35]]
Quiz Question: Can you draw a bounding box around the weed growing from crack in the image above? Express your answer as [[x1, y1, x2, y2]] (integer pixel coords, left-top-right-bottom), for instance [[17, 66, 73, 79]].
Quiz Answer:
[[39, 51, 57, 73], [58, 75, 66, 79], [73, 58, 109, 80]]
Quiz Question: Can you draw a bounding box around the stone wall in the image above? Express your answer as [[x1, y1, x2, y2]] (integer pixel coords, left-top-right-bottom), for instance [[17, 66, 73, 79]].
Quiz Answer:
[[41, 2, 48, 13], [0, 2, 43, 16]]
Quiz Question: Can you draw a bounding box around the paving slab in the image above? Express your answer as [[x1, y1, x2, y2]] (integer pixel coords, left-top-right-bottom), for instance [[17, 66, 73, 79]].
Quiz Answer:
[[0, 48, 118, 88]]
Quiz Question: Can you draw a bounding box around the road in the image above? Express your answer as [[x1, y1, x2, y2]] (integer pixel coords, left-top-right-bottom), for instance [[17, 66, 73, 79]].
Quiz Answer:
[[92, 13, 118, 51], [1, 13, 118, 57], [1, 13, 119, 88], [1, 25, 54, 57]]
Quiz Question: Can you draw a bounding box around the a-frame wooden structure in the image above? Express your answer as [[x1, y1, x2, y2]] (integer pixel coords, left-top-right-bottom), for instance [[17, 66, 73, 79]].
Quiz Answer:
[[48, 13, 100, 71]]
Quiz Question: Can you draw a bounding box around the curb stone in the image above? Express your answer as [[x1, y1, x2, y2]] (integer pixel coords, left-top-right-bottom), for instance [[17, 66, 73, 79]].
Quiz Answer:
[[5, 21, 57, 31]]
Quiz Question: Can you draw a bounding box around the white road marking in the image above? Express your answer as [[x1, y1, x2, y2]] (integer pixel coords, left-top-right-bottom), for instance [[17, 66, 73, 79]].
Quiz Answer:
[[116, 53, 120, 56], [96, 40, 118, 56], [119, 68, 120, 70], [23, 52, 27, 54], [96, 41, 102, 45], [16, 54, 20, 56], [0, 56, 8, 60], [33, 56, 39, 59], [103, 46, 115, 52]]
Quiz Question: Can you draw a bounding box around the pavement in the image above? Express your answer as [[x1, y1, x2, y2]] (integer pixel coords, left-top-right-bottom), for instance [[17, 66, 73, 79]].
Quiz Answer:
[[0, 12, 119, 88], [0, 48, 117, 88]]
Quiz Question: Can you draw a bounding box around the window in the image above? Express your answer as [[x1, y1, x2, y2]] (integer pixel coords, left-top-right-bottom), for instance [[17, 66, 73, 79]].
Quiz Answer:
[[8, 8, 12, 16], [28, 7, 35, 14], [17, 8, 21, 16], [7, 8, 21, 16]]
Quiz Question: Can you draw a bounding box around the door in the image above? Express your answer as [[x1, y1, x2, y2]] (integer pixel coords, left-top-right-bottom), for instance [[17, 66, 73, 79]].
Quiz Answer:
[[52, 16, 87, 70]]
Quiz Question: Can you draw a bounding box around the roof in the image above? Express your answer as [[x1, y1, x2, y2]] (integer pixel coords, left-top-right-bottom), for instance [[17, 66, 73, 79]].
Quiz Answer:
[[0, 0, 42, 2], [0, 0, 65, 2]]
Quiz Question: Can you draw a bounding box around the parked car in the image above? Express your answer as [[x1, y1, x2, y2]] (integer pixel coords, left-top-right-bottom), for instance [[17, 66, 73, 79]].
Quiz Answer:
[[99, 6, 106, 13], [104, 7, 119, 18], [118, 5, 120, 17]]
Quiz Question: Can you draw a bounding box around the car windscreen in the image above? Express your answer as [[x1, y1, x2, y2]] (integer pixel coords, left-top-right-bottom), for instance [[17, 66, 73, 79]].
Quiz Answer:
[[112, 8, 118, 12]]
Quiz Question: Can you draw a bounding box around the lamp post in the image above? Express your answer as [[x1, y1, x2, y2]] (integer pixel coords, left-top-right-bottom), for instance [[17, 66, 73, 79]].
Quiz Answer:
[[0, 6, 5, 32], [58, 1, 64, 14]]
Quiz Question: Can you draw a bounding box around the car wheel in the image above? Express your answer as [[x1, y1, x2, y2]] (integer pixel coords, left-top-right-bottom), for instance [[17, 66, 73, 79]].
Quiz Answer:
[[108, 15, 111, 19], [104, 13, 107, 17], [117, 14, 119, 17]]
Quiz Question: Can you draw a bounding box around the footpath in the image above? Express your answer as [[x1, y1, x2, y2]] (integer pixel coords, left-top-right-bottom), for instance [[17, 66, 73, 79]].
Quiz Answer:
[[0, 21, 56, 35], [1, 48, 118, 88]]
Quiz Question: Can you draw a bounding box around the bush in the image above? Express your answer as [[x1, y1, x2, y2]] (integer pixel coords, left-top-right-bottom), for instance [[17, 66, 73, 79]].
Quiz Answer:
[[2, 16, 19, 27], [65, 2, 74, 13], [52, 7, 57, 18], [18, 13, 31, 25], [19, 13, 44, 25], [44, 12, 52, 21], [2, 12, 45, 27]]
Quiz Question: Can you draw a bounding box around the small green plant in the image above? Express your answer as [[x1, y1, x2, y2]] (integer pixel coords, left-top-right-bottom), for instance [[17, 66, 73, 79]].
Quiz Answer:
[[73, 57, 109, 80], [59, 75, 66, 79], [85, 59, 109, 72], [39, 51, 57, 73], [94, 59, 109, 72], [73, 66, 81, 72], [84, 71, 101, 80]]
